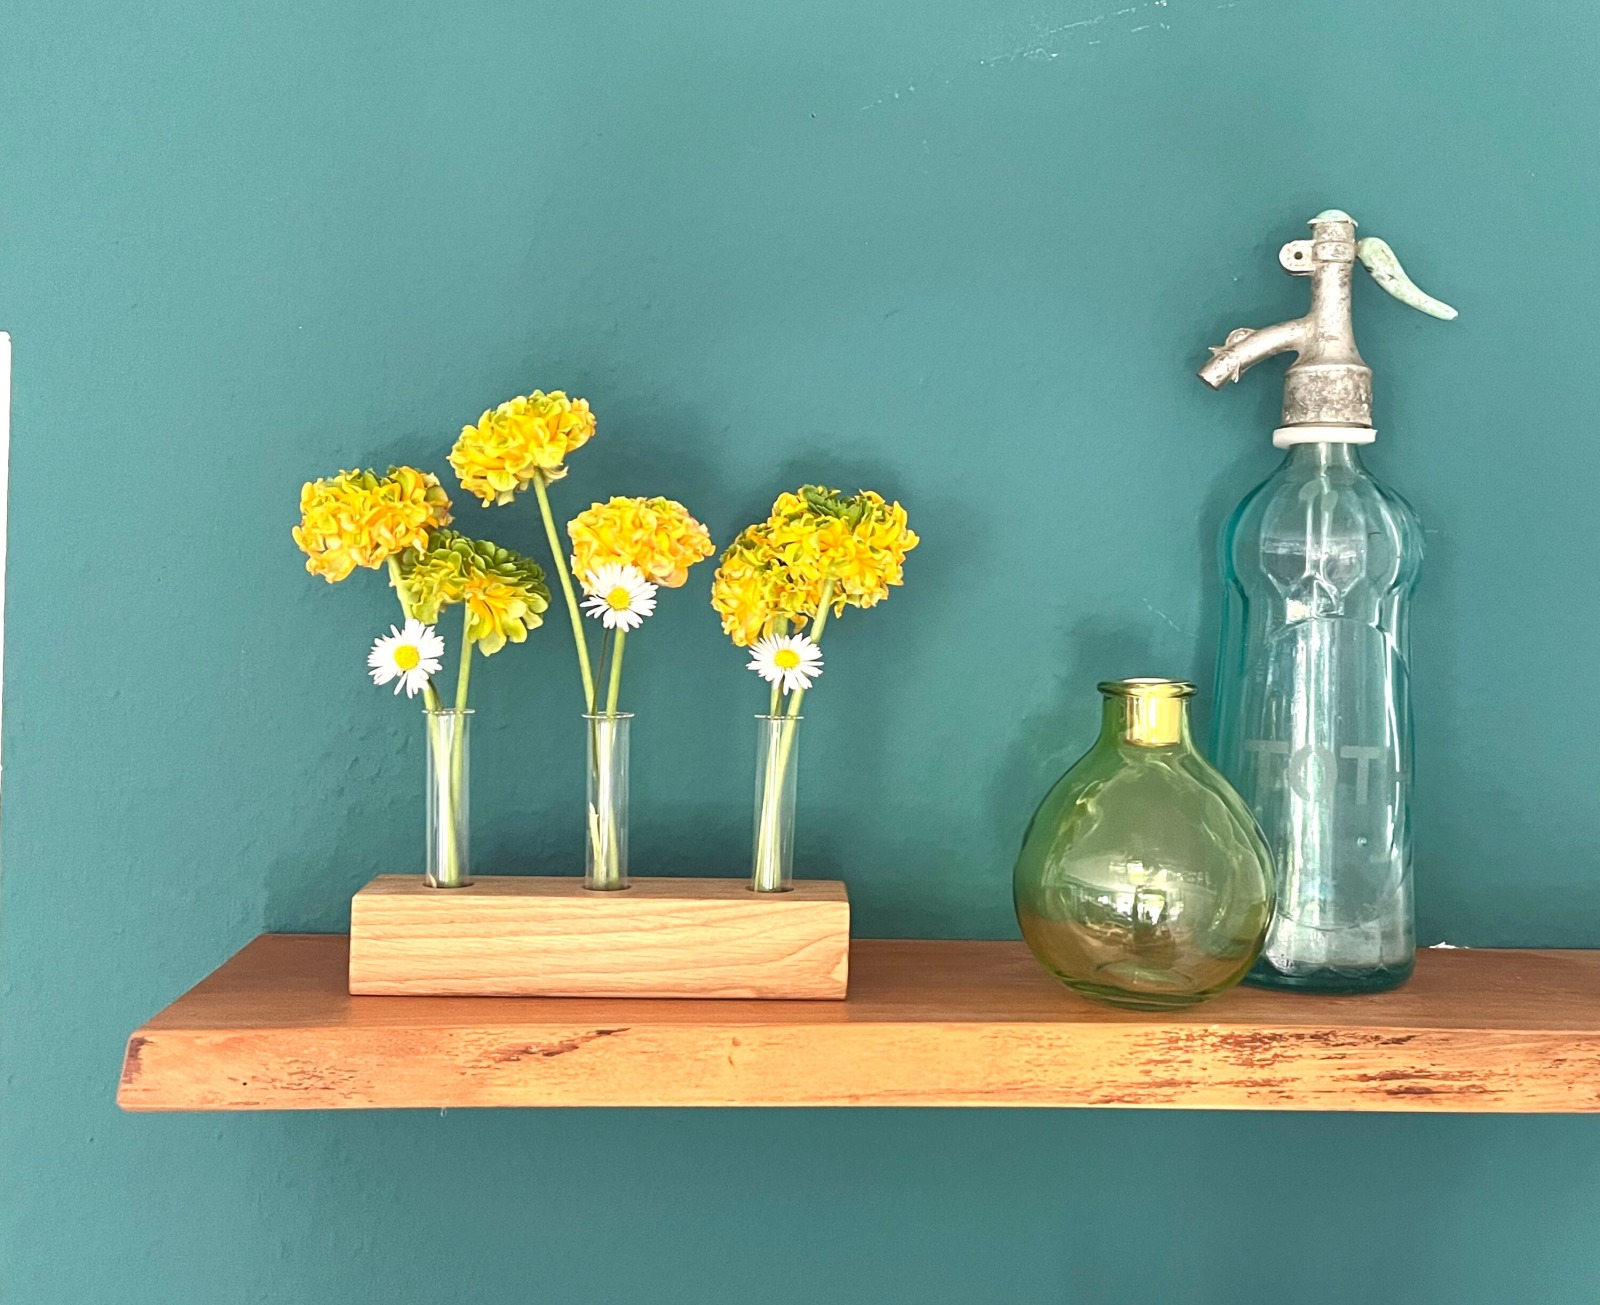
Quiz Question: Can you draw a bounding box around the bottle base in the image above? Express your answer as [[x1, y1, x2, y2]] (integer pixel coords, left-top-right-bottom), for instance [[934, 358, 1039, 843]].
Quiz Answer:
[[1244, 957, 1414, 995], [1049, 974, 1240, 1012]]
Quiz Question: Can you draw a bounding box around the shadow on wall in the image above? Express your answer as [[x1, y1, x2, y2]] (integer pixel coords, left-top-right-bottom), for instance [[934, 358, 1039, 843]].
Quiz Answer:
[[759, 449, 991, 933], [988, 612, 1169, 852], [982, 427, 1270, 924], [1189, 425, 1279, 740]]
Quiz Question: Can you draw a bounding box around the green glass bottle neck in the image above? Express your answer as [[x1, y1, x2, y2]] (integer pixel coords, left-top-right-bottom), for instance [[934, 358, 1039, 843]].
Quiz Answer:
[[1097, 693, 1193, 749]]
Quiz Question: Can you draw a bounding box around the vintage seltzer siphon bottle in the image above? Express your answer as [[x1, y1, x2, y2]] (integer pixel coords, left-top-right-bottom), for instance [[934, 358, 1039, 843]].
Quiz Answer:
[[1197, 210, 1456, 993]]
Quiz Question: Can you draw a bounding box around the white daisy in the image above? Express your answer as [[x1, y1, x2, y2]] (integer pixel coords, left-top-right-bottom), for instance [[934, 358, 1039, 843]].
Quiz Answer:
[[367, 618, 446, 697], [580, 563, 658, 631], [747, 633, 823, 694]]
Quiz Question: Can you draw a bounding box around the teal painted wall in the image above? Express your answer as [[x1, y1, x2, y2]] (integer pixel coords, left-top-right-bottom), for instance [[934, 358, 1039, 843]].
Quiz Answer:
[[4, 0, 1598, 1300]]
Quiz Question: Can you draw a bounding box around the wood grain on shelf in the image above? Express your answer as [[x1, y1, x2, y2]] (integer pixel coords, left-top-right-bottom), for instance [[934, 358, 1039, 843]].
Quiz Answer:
[[348, 875, 850, 999], [119, 936, 1600, 1112]]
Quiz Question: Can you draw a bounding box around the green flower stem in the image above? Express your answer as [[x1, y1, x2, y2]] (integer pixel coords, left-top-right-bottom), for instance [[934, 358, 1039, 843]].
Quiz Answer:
[[605, 630, 627, 717], [767, 615, 788, 716], [427, 708, 469, 889], [584, 630, 630, 888], [533, 473, 596, 713], [781, 581, 835, 721], [596, 626, 614, 708], [431, 606, 472, 888], [750, 718, 788, 893], [585, 713, 624, 890], [387, 556, 410, 614], [388, 556, 441, 712], [753, 580, 834, 892], [455, 603, 474, 713]]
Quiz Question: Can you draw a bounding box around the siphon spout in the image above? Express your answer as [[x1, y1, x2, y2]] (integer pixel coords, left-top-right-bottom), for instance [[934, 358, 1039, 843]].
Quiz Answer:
[[1197, 318, 1309, 389], [1197, 209, 1454, 432]]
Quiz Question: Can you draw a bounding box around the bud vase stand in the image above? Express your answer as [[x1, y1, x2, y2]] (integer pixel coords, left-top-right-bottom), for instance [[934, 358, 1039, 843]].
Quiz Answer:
[[347, 875, 850, 999]]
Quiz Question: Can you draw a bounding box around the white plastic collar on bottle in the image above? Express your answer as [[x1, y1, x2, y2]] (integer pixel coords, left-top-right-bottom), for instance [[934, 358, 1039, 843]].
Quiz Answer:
[[1272, 424, 1376, 449]]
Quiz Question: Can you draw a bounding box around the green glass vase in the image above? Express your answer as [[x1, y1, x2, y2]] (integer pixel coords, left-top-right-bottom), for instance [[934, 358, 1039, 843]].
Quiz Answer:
[[1013, 679, 1274, 1010]]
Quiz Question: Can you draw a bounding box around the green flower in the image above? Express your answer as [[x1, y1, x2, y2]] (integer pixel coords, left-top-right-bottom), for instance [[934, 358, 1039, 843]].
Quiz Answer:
[[400, 531, 550, 654]]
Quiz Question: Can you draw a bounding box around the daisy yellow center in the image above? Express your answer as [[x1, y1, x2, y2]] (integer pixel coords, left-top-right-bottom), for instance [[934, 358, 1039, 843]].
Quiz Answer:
[[774, 647, 802, 670], [606, 586, 633, 611], [393, 644, 421, 671]]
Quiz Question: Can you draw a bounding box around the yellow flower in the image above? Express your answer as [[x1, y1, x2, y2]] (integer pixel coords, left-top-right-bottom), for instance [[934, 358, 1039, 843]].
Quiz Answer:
[[819, 493, 917, 607], [449, 391, 596, 506], [399, 532, 551, 655], [710, 528, 793, 646], [568, 495, 714, 589], [775, 486, 917, 608], [293, 467, 452, 583], [709, 521, 827, 646], [710, 486, 917, 645]]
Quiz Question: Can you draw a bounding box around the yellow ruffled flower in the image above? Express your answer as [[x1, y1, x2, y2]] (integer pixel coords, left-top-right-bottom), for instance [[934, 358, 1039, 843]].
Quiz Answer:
[[449, 391, 596, 506], [400, 532, 551, 655], [710, 486, 917, 645], [813, 493, 917, 607], [293, 467, 452, 583], [568, 495, 714, 589], [766, 487, 917, 605], [710, 527, 793, 646]]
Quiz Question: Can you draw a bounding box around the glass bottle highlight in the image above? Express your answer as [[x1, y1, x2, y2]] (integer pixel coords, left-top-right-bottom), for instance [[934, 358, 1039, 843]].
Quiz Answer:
[[1013, 680, 1274, 1010]]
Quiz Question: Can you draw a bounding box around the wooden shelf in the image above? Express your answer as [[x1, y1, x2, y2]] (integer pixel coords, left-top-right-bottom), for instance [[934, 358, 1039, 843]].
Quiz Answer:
[[118, 935, 1600, 1112]]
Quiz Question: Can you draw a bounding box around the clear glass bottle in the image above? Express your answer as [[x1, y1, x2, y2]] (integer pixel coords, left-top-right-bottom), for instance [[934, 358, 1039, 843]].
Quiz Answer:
[[424, 708, 471, 889], [751, 714, 801, 893], [584, 712, 631, 891], [1196, 208, 1454, 993], [1013, 680, 1274, 1010], [1212, 442, 1422, 991]]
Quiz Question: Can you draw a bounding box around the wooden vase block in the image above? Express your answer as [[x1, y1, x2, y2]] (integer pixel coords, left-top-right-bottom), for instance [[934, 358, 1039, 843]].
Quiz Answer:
[[348, 875, 850, 999]]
